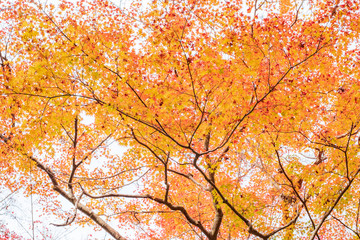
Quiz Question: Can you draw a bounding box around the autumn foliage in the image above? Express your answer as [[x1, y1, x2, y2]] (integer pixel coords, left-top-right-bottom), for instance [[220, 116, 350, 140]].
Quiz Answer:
[[1, 0, 360, 239]]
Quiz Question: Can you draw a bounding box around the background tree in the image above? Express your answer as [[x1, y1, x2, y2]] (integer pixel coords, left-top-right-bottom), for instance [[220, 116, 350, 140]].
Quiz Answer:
[[1, 0, 360, 239]]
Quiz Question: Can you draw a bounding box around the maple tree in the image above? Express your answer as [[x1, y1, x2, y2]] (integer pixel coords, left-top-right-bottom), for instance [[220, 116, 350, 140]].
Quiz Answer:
[[1, 0, 360, 239]]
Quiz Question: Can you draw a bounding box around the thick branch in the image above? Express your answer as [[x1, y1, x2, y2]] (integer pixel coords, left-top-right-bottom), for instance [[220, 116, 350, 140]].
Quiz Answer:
[[0, 134, 126, 240], [32, 156, 127, 240]]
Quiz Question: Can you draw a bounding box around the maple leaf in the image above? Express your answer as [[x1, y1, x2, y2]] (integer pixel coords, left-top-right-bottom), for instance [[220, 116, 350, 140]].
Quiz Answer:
[[1, 0, 360, 239]]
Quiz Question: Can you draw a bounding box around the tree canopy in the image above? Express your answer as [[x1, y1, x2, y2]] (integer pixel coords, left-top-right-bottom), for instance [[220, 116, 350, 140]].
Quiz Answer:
[[1, 0, 360, 239]]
